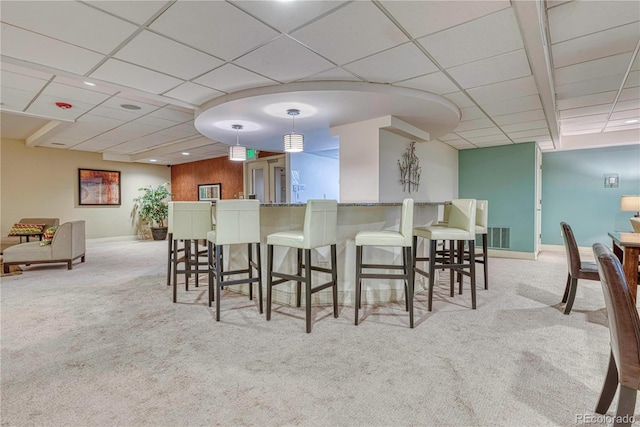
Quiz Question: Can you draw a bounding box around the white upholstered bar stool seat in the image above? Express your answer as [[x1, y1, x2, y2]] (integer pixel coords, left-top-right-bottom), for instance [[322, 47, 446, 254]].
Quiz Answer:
[[413, 199, 477, 311], [169, 202, 213, 303], [354, 198, 415, 328], [266, 199, 338, 333], [207, 200, 262, 321]]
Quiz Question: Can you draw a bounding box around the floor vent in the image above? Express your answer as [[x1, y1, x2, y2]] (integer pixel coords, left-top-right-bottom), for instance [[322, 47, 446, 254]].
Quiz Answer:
[[487, 227, 510, 249]]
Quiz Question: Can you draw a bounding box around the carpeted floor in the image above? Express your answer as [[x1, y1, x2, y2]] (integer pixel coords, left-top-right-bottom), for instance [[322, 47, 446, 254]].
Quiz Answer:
[[0, 239, 636, 426]]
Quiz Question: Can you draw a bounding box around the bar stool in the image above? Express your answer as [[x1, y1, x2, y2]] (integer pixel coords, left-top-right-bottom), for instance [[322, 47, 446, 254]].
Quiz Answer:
[[474, 200, 489, 290], [207, 200, 262, 321], [413, 199, 477, 311], [266, 199, 338, 333], [354, 198, 415, 328], [169, 201, 213, 303]]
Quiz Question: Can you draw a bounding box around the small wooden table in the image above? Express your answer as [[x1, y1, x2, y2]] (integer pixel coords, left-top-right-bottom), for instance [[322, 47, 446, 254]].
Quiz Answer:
[[608, 232, 640, 302]]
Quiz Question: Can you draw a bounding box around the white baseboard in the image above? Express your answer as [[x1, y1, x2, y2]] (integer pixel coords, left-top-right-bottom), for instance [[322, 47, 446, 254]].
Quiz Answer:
[[87, 235, 139, 243], [487, 249, 536, 260]]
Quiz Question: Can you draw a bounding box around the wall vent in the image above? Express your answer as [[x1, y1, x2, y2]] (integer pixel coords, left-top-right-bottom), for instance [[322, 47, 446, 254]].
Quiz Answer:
[[487, 227, 510, 249]]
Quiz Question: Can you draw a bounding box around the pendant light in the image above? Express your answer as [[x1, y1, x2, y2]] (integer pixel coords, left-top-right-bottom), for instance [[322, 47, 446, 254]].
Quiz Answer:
[[229, 124, 247, 161], [283, 109, 304, 153]]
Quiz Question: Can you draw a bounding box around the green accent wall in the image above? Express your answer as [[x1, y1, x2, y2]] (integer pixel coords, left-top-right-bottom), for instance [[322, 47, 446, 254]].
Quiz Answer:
[[459, 143, 537, 253], [542, 144, 640, 247]]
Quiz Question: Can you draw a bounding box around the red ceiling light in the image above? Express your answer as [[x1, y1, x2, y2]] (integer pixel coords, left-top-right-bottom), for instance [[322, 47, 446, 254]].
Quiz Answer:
[[55, 102, 72, 109]]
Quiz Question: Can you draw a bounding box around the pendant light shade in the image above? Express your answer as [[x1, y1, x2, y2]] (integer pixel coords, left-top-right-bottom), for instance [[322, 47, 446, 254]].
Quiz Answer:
[[229, 124, 247, 161], [283, 109, 304, 153]]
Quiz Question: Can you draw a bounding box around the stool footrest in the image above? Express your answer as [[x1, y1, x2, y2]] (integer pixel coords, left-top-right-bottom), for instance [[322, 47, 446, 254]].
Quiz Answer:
[[359, 272, 409, 280], [311, 281, 335, 294], [216, 276, 260, 287], [360, 263, 405, 270]]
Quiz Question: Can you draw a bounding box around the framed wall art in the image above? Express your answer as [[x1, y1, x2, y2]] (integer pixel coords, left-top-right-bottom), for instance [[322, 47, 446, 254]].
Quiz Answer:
[[79, 168, 121, 205], [198, 183, 222, 201]]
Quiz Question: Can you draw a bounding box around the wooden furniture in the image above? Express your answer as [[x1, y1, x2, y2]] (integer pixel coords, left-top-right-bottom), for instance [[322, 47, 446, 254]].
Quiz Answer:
[[592, 243, 640, 427], [608, 232, 640, 303]]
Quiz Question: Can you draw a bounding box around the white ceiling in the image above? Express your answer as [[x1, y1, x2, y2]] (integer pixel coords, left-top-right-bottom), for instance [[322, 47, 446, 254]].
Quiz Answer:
[[1, 0, 638, 165]]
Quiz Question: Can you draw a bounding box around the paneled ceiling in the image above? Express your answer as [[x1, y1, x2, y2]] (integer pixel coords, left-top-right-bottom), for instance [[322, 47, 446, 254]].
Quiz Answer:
[[1, 0, 638, 165]]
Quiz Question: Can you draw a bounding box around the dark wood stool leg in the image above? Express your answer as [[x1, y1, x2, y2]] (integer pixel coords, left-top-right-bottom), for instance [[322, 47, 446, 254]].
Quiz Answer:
[[331, 244, 338, 318], [256, 242, 263, 314], [406, 246, 414, 328], [428, 239, 437, 311], [596, 351, 619, 414], [215, 244, 223, 321], [355, 245, 362, 325], [248, 243, 253, 301], [304, 249, 312, 333], [482, 234, 488, 289], [469, 239, 476, 309], [167, 234, 173, 286], [296, 248, 302, 307], [266, 245, 274, 321], [208, 240, 214, 307]]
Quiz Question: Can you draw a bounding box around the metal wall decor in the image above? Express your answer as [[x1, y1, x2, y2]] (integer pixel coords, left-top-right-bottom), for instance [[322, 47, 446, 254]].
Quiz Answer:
[[398, 141, 421, 193]]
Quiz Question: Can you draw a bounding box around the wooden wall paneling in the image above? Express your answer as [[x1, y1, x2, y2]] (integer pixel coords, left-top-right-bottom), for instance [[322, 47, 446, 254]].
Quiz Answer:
[[171, 157, 244, 201]]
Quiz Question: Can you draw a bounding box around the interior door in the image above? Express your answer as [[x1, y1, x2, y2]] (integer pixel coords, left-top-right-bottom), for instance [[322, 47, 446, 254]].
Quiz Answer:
[[244, 155, 286, 203]]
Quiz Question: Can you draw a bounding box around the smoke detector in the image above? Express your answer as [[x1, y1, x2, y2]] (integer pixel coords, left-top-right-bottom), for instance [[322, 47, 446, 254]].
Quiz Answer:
[[55, 102, 73, 109]]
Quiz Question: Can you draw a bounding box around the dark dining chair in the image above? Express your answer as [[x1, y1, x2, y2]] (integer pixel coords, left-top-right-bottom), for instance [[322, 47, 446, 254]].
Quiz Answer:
[[592, 243, 640, 427], [560, 222, 600, 314]]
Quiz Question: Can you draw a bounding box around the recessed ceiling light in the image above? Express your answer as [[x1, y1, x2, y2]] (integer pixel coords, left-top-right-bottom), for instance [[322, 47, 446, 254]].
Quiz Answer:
[[149, 159, 157, 162], [121, 104, 141, 110], [624, 119, 639, 124], [83, 81, 96, 87], [181, 152, 190, 156]]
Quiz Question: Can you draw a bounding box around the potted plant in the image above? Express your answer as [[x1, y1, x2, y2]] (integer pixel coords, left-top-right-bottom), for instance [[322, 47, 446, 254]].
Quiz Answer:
[[133, 183, 173, 240]]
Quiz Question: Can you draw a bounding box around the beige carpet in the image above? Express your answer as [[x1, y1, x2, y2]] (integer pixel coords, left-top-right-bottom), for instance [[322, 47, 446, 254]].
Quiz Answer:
[[0, 239, 636, 426]]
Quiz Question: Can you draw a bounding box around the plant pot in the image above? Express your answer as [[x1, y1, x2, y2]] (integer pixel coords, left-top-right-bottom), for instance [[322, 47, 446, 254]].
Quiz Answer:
[[151, 227, 168, 241]]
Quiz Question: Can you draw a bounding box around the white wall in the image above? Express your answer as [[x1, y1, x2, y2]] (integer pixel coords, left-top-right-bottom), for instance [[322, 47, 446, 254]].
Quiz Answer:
[[1, 138, 171, 239], [332, 117, 388, 202], [288, 152, 339, 203], [379, 130, 458, 202]]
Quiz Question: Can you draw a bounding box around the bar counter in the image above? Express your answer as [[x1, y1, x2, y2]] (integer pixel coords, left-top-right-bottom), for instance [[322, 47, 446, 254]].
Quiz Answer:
[[223, 201, 445, 306]]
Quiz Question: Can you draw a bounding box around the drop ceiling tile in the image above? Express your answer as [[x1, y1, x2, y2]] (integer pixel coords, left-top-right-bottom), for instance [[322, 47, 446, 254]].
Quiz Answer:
[[446, 140, 477, 149], [195, 64, 277, 93], [555, 53, 633, 86], [103, 96, 163, 114], [0, 62, 53, 80], [150, 107, 194, 123], [90, 1, 168, 25], [447, 49, 531, 89], [343, 43, 437, 83], [557, 91, 617, 110], [559, 104, 612, 119], [117, 133, 179, 152], [605, 122, 640, 132], [115, 31, 224, 80], [555, 74, 626, 99], [90, 59, 183, 94], [394, 72, 459, 95], [561, 121, 605, 132], [149, 1, 279, 60], [1, 70, 49, 93], [291, 1, 408, 65], [419, 8, 522, 68], [613, 99, 640, 112], [89, 106, 146, 122], [493, 109, 545, 125], [501, 120, 549, 133], [230, 0, 347, 33], [455, 127, 502, 139], [380, 0, 510, 39], [26, 95, 95, 120], [610, 110, 640, 121], [300, 67, 361, 82], [52, 76, 120, 95], [163, 83, 223, 106], [466, 76, 538, 104], [466, 135, 511, 144], [1, 24, 105, 75], [473, 140, 512, 148], [55, 122, 112, 140], [160, 123, 199, 139], [551, 23, 639, 68], [234, 36, 334, 83], [0, 87, 36, 111], [623, 70, 640, 88], [481, 95, 542, 116], [40, 82, 112, 105], [437, 133, 461, 142], [507, 129, 550, 139], [71, 139, 122, 151], [444, 92, 476, 108], [453, 118, 495, 131], [134, 115, 182, 130], [548, 0, 640, 44], [0, 1, 138, 54], [460, 106, 487, 121], [77, 113, 127, 128]]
